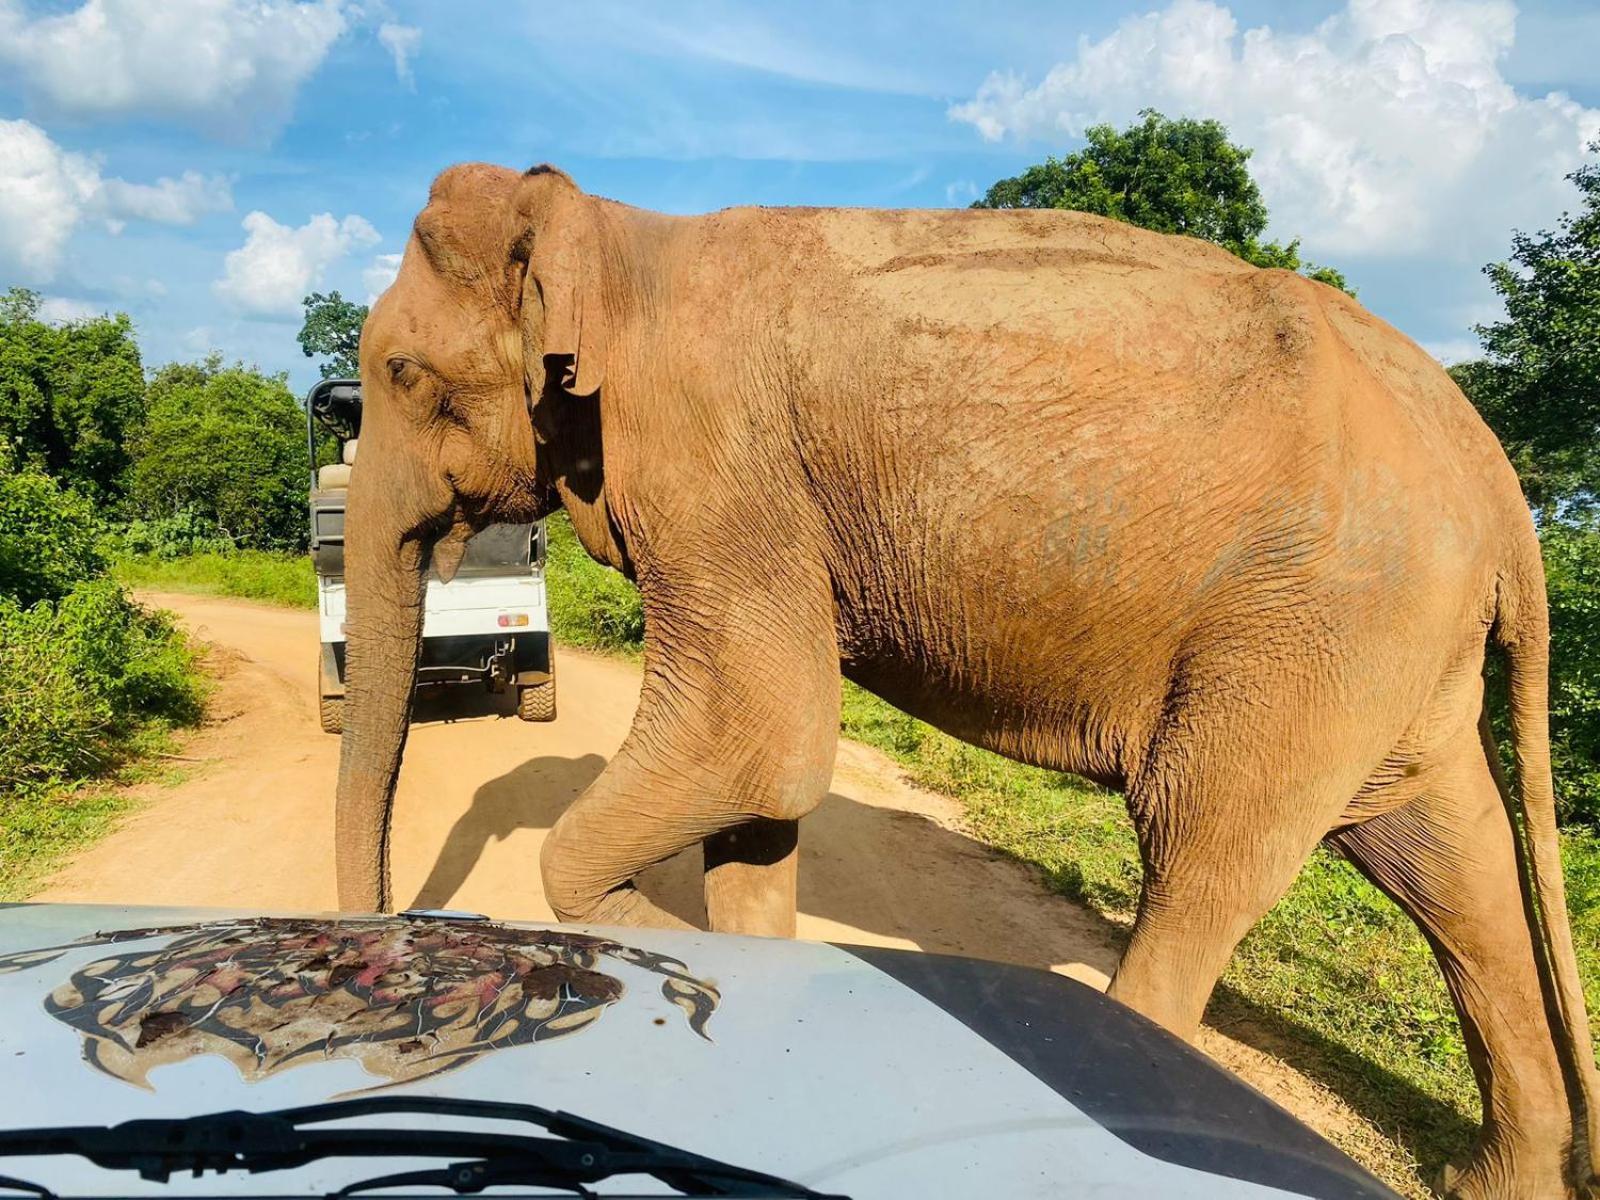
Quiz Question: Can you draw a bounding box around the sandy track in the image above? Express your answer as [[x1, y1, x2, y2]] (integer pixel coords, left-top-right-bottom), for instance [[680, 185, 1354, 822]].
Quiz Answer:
[[37, 592, 1398, 1185]]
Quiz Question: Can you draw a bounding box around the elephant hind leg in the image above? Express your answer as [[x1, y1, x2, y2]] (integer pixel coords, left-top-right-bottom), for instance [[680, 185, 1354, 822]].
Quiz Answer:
[[1109, 711, 1381, 1040], [1108, 786, 1344, 1042], [1329, 740, 1573, 1199]]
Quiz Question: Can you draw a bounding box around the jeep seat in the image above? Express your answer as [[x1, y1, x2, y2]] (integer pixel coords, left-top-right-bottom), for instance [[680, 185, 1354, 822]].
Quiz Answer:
[[316, 439, 358, 490]]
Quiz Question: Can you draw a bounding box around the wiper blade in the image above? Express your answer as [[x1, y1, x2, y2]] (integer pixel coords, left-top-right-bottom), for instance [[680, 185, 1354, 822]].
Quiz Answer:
[[0, 1095, 842, 1198]]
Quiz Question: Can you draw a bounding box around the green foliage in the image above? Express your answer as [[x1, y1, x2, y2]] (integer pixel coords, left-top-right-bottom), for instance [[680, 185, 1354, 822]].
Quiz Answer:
[[110, 509, 238, 560], [298, 291, 368, 380], [1452, 144, 1600, 516], [127, 357, 309, 551], [1541, 521, 1600, 822], [0, 579, 202, 795], [114, 551, 316, 609], [975, 109, 1353, 294], [545, 513, 645, 653], [0, 454, 105, 606], [0, 287, 146, 500]]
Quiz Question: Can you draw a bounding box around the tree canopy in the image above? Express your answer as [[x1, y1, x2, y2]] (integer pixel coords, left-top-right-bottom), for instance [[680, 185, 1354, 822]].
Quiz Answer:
[[974, 110, 1350, 294], [1450, 143, 1600, 518], [298, 291, 368, 379], [0, 287, 146, 501], [127, 357, 308, 550]]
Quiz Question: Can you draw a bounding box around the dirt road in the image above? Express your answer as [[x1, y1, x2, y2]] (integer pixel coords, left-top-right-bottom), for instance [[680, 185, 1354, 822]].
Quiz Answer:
[[37, 592, 1402, 1187]]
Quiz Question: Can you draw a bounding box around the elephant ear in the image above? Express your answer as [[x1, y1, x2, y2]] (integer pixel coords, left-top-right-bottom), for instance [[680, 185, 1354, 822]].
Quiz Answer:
[[521, 168, 607, 398]]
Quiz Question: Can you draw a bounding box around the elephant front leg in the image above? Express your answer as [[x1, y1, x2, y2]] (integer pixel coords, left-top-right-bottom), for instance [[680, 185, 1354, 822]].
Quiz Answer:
[[539, 554, 839, 935]]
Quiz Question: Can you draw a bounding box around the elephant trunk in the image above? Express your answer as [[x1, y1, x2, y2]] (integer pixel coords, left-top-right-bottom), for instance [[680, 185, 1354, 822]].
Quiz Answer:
[[334, 492, 429, 912]]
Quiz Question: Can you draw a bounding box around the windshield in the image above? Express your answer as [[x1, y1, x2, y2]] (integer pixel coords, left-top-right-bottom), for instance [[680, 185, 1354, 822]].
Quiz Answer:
[[455, 523, 533, 572]]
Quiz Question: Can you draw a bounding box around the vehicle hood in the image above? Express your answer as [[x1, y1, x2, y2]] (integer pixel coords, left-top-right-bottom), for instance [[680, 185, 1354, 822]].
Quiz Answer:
[[0, 904, 1393, 1199]]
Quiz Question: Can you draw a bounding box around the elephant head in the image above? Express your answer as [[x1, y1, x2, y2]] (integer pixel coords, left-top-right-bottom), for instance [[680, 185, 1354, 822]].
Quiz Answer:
[[335, 163, 616, 911]]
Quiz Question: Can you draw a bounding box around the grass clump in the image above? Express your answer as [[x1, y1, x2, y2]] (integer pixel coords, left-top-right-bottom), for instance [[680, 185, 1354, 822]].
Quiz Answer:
[[115, 550, 316, 609]]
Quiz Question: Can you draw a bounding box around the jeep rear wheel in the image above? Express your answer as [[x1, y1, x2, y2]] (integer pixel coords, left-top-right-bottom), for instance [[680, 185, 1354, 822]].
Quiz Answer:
[[320, 696, 344, 735], [517, 679, 556, 722]]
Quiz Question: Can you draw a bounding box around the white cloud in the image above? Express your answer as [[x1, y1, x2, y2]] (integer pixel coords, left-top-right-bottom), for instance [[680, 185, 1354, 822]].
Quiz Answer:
[[0, 0, 348, 140], [215, 210, 380, 317], [950, 0, 1600, 259], [0, 119, 231, 281], [945, 179, 980, 206], [363, 252, 403, 301], [100, 170, 234, 227], [377, 22, 421, 88], [37, 296, 109, 324], [0, 120, 101, 281], [1421, 337, 1482, 365]]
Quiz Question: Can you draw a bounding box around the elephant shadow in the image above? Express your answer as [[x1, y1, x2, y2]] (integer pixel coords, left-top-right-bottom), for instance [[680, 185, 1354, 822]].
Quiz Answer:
[[410, 752, 1476, 1184]]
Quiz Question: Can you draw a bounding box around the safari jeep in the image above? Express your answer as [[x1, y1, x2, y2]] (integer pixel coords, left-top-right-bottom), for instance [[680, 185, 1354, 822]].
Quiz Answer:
[[306, 378, 556, 734]]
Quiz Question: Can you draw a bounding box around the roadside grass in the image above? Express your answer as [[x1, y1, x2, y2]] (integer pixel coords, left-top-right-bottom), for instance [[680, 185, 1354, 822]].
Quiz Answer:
[[115, 551, 316, 609], [127, 516, 1600, 1195], [0, 729, 196, 903]]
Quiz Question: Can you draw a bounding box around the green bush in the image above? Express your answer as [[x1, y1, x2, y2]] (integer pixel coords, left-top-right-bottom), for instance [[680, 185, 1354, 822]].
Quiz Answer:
[[545, 513, 645, 653], [0, 580, 202, 793], [112, 509, 237, 560], [0, 457, 105, 606]]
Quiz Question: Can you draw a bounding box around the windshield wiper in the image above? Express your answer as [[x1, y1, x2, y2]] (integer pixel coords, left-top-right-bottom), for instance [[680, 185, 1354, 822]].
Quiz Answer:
[[0, 1095, 843, 1198]]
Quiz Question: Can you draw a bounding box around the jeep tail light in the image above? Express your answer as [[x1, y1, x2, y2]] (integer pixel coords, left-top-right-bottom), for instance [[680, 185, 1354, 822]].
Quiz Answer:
[[497, 613, 529, 628]]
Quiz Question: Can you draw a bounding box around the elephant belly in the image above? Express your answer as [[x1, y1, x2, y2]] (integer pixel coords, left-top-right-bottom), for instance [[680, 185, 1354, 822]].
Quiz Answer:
[[833, 561, 1179, 791]]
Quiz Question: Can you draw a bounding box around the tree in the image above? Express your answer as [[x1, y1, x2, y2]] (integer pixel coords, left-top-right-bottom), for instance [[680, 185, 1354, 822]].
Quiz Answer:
[[975, 110, 1351, 294], [1451, 142, 1600, 518], [0, 287, 146, 501], [127, 357, 309, 550], [298, 291, 368, 379]]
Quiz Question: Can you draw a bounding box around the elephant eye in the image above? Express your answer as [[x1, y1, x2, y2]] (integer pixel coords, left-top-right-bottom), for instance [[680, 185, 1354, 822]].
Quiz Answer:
[[387, 356, 419, 387]]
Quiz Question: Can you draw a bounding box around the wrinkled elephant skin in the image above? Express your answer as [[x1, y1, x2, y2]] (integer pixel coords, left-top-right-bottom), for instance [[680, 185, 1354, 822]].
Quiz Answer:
[[334, 162, 1598, 1198]]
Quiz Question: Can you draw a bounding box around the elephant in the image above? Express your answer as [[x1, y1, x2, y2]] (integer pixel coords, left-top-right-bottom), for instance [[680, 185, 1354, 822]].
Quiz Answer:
[[335, 161, 1598, 1198]]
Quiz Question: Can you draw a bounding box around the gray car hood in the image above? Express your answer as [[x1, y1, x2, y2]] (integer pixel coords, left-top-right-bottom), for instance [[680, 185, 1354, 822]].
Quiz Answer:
[[0, 905, 1393, 1199]]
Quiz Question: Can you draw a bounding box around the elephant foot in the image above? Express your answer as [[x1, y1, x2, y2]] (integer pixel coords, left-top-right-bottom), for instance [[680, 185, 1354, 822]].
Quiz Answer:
[[1438, 1123, 1578, 1200], [552, 882, 696, 932]]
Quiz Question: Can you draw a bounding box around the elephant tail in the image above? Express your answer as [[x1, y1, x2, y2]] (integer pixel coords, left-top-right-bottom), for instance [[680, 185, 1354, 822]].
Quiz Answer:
[[1487, 546, 1600, 1182]]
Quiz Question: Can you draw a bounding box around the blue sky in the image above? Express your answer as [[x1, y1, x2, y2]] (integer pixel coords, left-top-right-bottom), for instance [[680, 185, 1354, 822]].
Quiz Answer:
[[2, 0, 1597, 394]]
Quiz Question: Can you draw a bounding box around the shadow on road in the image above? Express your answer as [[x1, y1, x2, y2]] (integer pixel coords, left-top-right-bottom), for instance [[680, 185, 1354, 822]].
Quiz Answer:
[[408, 684, 517, 726], [409, 753, 609, 909], [413, 750, 1476, 1182]]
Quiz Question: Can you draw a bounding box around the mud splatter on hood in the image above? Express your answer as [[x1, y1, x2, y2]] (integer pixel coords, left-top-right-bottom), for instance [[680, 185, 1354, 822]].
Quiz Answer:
[[0, 916, 719, 1091]]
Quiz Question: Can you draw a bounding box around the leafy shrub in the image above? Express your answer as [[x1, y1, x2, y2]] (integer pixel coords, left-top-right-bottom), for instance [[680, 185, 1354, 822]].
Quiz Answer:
[[0, 580, 202, 793], [544, 513, 645, 653], [0, 456, 105, 606], [111, 509, 237, 560]]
